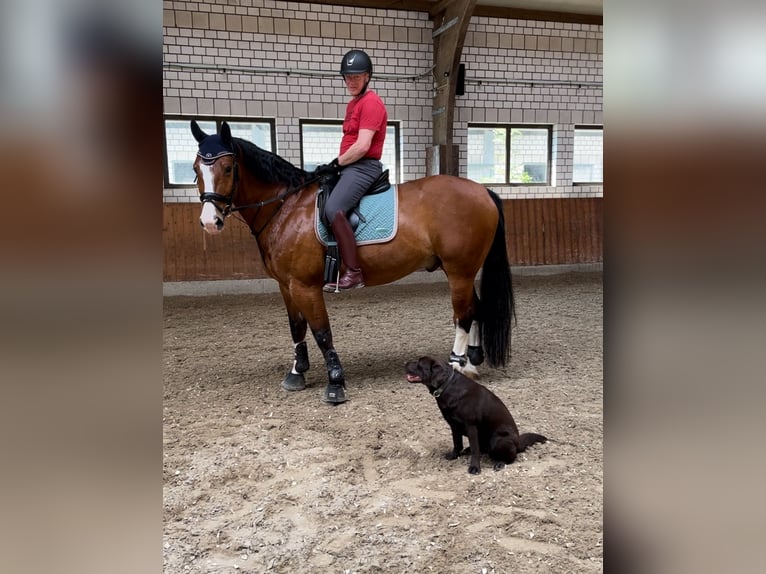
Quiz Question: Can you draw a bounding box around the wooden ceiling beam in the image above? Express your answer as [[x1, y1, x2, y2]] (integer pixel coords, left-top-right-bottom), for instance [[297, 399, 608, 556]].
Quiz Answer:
[[473, 6, 602, 25], [286, 2, 602, 25], [429, 0, 459, 16], [292, 0, 434, 13]]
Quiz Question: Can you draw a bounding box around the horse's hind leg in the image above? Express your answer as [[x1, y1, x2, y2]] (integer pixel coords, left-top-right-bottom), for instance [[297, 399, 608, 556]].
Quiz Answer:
[[465, 288, 485, 372], [447, 277, 481, 378]]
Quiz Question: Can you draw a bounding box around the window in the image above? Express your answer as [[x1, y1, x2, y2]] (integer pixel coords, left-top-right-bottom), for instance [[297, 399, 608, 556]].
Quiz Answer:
[[467, 125, 551, 185], [573, 126, 603, 184], [300, 120, 401, 183], [163, 117, 275, 186]]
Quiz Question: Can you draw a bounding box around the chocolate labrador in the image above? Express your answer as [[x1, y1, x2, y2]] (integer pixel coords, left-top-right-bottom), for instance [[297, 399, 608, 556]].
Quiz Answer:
[[405, 356, 547, 474]]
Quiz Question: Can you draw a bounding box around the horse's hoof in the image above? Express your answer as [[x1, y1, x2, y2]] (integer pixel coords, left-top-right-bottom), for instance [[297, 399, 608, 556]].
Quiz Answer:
[[322, 383, 347, 404], [281, 372, 307, 391], [460, 363, 480, 380]]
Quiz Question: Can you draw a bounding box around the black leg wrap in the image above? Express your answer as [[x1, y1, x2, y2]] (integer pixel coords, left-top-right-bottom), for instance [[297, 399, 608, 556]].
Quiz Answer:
[[294, 341, 309, 373], [325, 349, 344, 384], [467, 345, 484, 366], [281, 371, 307, 391], [449, 352, 467, 366]]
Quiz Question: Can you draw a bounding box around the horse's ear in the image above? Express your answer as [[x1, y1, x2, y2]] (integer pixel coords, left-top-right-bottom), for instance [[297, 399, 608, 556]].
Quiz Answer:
[[220, 121, 232, 148], [190, 120, 207, 143]]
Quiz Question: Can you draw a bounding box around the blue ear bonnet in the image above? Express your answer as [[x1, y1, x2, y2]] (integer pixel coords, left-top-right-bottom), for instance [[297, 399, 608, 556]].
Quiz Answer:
[[197, 134, 234, 161]]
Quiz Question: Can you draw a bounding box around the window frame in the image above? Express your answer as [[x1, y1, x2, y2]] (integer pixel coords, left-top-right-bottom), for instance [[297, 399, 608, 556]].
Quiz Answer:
[[163, 115, 277, 188], [467, 123, 553, 186], [572, 125, 603, 186], [299, 119, 401, 183]]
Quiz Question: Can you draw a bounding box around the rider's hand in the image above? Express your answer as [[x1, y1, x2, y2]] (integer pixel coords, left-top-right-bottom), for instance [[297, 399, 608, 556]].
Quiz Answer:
[[314, 158, 340, 177]]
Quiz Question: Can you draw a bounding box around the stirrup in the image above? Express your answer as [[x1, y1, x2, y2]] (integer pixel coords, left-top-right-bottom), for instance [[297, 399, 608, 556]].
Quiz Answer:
[[324, 268, 364, 292]]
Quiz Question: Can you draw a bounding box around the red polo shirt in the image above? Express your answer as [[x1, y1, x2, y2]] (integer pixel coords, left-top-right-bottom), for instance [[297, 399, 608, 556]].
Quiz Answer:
[[340, 90, 388, 160]]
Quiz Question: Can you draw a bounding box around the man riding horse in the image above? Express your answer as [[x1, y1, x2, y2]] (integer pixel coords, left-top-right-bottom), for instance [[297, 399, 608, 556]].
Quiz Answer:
[[315, 49, 388, 292]]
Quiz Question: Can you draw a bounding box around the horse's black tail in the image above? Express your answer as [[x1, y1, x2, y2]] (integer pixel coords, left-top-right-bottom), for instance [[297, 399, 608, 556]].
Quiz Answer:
[[480, 188, 515, 367]]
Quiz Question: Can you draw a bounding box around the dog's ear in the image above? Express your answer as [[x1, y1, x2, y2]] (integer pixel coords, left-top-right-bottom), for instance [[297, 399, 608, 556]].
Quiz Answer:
[[431, 358, 448, 380], [417, 356, 432, 379]]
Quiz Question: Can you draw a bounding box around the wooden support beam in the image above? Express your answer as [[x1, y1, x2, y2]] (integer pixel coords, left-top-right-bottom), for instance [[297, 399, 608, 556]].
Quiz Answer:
[[429, 0, 458, 17], [429, 0, 476, 176], [432, 16, 459, 37]]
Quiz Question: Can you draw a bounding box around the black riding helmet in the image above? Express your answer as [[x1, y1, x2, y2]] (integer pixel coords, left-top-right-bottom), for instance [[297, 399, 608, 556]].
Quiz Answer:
[[339, 49, 373, 77]]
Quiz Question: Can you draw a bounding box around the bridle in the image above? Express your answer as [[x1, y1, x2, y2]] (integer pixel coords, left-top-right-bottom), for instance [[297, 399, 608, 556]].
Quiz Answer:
[[197, 151, 323, 238], [198, 154, 239, 218]]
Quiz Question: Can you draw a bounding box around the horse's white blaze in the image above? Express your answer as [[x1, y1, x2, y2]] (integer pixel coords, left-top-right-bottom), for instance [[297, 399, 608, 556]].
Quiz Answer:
[[199, 164, 222, 234], [200, 202, 222, 234]]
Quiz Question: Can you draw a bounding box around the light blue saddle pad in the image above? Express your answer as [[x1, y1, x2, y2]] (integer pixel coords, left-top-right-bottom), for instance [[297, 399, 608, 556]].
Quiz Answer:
[[315, 185, 399, 246]]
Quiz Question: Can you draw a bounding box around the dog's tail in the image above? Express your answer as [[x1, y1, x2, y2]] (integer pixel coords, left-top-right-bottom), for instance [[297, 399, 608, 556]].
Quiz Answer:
[[479, 188, 515, 367], [518, 433, 547, 451]]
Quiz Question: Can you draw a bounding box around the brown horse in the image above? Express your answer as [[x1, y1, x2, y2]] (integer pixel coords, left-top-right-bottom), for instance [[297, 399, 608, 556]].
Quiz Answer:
[[191, 120, 514, 404]]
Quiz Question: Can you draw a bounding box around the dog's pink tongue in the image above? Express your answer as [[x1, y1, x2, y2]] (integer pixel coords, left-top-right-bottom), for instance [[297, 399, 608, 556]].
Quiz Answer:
[[406, 374, 421, 382]]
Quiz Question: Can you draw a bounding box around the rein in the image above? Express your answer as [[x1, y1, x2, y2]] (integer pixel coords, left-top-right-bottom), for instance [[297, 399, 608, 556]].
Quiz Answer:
[[198, 151, 322, 238], [232, 173, 322, 238], [230, 173, 322, 213]]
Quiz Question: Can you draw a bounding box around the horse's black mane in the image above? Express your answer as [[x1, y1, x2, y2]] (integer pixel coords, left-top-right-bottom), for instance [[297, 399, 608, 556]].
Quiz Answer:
[[234, 137, 308, 188]]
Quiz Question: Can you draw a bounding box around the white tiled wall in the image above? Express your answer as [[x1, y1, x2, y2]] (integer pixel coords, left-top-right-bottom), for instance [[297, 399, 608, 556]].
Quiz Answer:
[[163, 0, 602, 202]]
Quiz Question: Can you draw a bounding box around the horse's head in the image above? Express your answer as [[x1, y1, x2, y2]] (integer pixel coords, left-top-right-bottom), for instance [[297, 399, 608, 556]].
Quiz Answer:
[[191, 120, 238, 234]]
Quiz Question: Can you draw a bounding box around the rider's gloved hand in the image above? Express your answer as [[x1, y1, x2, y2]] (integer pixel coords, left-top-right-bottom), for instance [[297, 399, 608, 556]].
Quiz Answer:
[[314, 158, 341, 177]]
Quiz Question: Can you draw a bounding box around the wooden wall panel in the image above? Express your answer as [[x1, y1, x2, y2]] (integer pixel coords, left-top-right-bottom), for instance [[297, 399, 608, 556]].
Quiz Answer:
[[163, 203, 268, 282], [163, 198, 603, 282], [502, 198, 602, 266]]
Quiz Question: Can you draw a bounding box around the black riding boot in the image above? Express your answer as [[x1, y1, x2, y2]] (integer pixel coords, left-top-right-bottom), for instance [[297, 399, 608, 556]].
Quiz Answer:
[[324, 211, 365, 291]]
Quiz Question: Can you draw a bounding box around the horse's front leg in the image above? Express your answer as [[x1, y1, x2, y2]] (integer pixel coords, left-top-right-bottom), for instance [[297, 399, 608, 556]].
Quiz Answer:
[[311, 325, 347, 404], [291, 283, 348, 405], [279, 285, 311, 392]]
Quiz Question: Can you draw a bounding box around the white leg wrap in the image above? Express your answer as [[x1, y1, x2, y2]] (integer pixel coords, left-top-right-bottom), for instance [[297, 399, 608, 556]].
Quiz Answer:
[[468, 321, 480, 347], [459, 322, 481, 380], [450, 325, 470, 375], [451, 326, 469, 356]]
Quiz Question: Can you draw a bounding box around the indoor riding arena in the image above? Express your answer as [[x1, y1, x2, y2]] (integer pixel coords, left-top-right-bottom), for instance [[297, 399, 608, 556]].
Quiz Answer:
[[163, 1, 603, 572]]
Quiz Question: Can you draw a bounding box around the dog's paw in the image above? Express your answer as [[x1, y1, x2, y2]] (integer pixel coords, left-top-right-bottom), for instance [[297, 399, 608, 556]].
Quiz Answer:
[[445, 450, 459, 460], [493, 462, 506, 471], [468, 465, 481, 475]]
